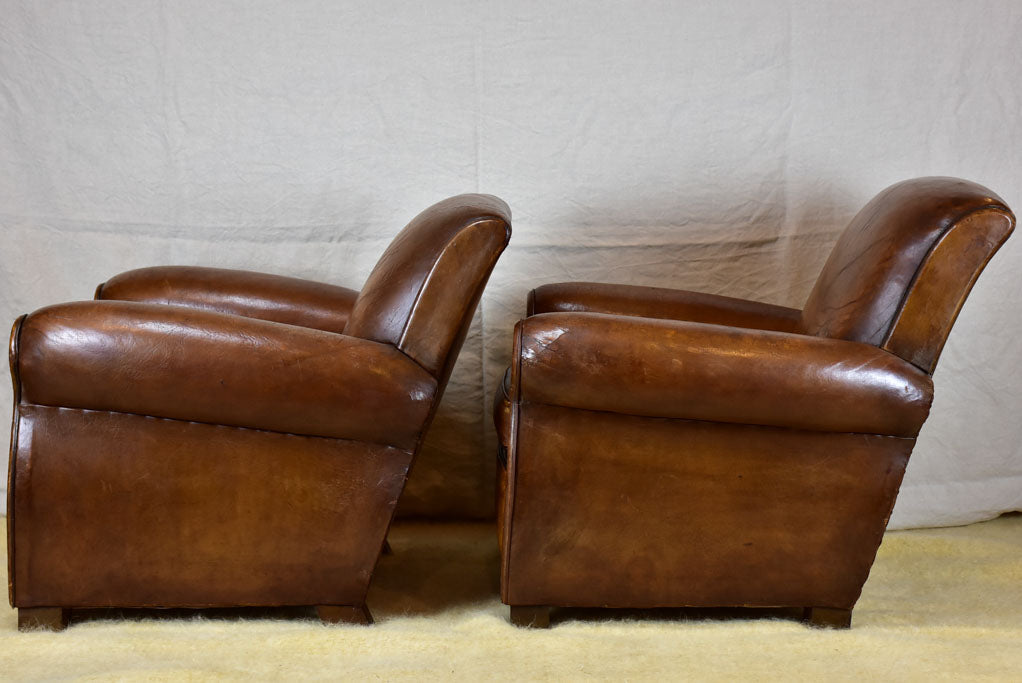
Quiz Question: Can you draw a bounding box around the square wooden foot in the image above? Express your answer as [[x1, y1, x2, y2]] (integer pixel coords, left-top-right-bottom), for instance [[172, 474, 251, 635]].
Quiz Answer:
[[803, 606, 852, 629], [18, 607, 69, 631], [510, 605, 550, 628], [317, 604, 374, 625]]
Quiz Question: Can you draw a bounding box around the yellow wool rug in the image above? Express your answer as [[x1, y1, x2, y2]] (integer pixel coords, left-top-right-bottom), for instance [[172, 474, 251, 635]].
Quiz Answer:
[[2, 514, 1020, 681]]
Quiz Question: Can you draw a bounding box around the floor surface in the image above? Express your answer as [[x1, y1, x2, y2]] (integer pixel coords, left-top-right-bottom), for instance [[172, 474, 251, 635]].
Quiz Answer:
[[2, 515, 1021, 680]]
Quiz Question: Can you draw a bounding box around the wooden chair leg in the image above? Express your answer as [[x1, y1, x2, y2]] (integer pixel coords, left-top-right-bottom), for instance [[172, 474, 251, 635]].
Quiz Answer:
[[510, 605, 551, 628], [18, 607, 69, 631], [803, 607, 852, 629], [317, 604, 374, 625]]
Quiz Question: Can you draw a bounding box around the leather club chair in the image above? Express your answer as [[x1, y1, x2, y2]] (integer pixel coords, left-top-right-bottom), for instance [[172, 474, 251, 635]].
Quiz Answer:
[[7, 194, 510, 631], [493, 177, 1014, 629]]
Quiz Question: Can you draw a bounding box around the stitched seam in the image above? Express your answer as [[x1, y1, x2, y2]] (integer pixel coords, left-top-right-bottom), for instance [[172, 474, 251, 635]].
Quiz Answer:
[[18, 404, 415, 453], [517, 399, 921, 440]]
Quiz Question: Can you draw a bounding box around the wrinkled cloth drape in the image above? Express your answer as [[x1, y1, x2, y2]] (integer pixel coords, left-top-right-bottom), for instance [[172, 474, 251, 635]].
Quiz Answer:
[[2, 1, 1019, 527]]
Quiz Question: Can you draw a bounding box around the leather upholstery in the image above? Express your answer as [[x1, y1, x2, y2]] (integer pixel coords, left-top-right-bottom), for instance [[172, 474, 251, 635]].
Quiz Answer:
[[530, 282, 803, 332], [12, 406, 410, 610], [516, 312, 933, 437], [8, 193, 510, 625], [17, 301, 435, 449], [98, 265, 360, 334], [801, 177, 1014, 370], [345, 194, 512, 377], [532, 179, 1014, 374], [495, 177, 1014, 627], [505, 403, 914, 610]]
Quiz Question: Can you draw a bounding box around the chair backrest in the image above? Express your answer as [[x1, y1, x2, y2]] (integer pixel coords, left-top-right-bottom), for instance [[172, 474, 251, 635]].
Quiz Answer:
[[344, 194, 511, 385], [801, 177, 1014, 373]]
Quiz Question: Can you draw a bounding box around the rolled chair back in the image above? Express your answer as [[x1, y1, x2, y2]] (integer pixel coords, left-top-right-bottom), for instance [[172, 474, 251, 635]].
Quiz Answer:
[[344, 194, 511, 386], [801, 177, 1014, 372]]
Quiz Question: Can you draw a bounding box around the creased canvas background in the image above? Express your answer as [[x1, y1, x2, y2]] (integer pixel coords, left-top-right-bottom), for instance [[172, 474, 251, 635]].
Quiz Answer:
[[1, 1, 1019, 527]]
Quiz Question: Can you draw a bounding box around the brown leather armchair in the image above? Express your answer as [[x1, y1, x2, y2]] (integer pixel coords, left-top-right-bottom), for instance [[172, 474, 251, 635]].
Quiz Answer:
[[494, 177, 1014, 628], [8, 194, 511, 630]]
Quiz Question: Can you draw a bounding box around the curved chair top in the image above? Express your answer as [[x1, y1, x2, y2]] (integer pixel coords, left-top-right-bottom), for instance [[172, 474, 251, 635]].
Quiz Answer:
[[801, 177, 1014, 372], [344, 194, 512, 380]]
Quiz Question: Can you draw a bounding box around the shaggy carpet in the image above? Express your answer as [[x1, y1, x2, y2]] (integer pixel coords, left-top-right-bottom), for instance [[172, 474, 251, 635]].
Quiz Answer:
[[2, 514, 1021, 681]]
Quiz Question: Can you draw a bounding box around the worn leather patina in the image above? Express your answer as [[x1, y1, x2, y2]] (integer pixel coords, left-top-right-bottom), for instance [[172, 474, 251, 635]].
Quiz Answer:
[[494, 177, 1014, 629], [8, 194, 511, 631]]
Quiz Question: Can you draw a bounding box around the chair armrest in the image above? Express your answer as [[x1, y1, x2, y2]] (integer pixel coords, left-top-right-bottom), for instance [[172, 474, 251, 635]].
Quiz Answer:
[[515, 312, 933, 437], [529, 282, 803, 333], [97, 266, 359, 335], [15, 301, 436, 450]]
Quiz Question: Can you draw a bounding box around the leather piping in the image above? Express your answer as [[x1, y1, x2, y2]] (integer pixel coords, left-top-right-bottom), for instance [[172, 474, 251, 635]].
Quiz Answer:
[[501, 322, 524, 602], [7, 314, 26, 607]]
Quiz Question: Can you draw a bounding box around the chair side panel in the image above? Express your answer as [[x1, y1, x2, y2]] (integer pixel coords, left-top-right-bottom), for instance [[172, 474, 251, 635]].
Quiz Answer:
[[504, 403, 913, 610], [11, 405, 411, 609]]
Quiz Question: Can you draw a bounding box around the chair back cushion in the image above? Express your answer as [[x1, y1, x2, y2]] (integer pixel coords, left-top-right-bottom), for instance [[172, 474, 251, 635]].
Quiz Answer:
[[801, 177, 1014, 372], [344, 194, 511, 381]]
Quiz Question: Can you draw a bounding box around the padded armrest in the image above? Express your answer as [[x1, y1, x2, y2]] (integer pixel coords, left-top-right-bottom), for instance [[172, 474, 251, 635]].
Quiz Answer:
[[97, 266, 359, 335], [515, 312, 933, 437], [529, 282, 803, 333], [15, 301, 435, 450]]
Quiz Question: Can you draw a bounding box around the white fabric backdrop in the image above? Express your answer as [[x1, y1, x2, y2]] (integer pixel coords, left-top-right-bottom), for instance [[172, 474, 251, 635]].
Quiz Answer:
[[1, 1, 1019, 527]]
